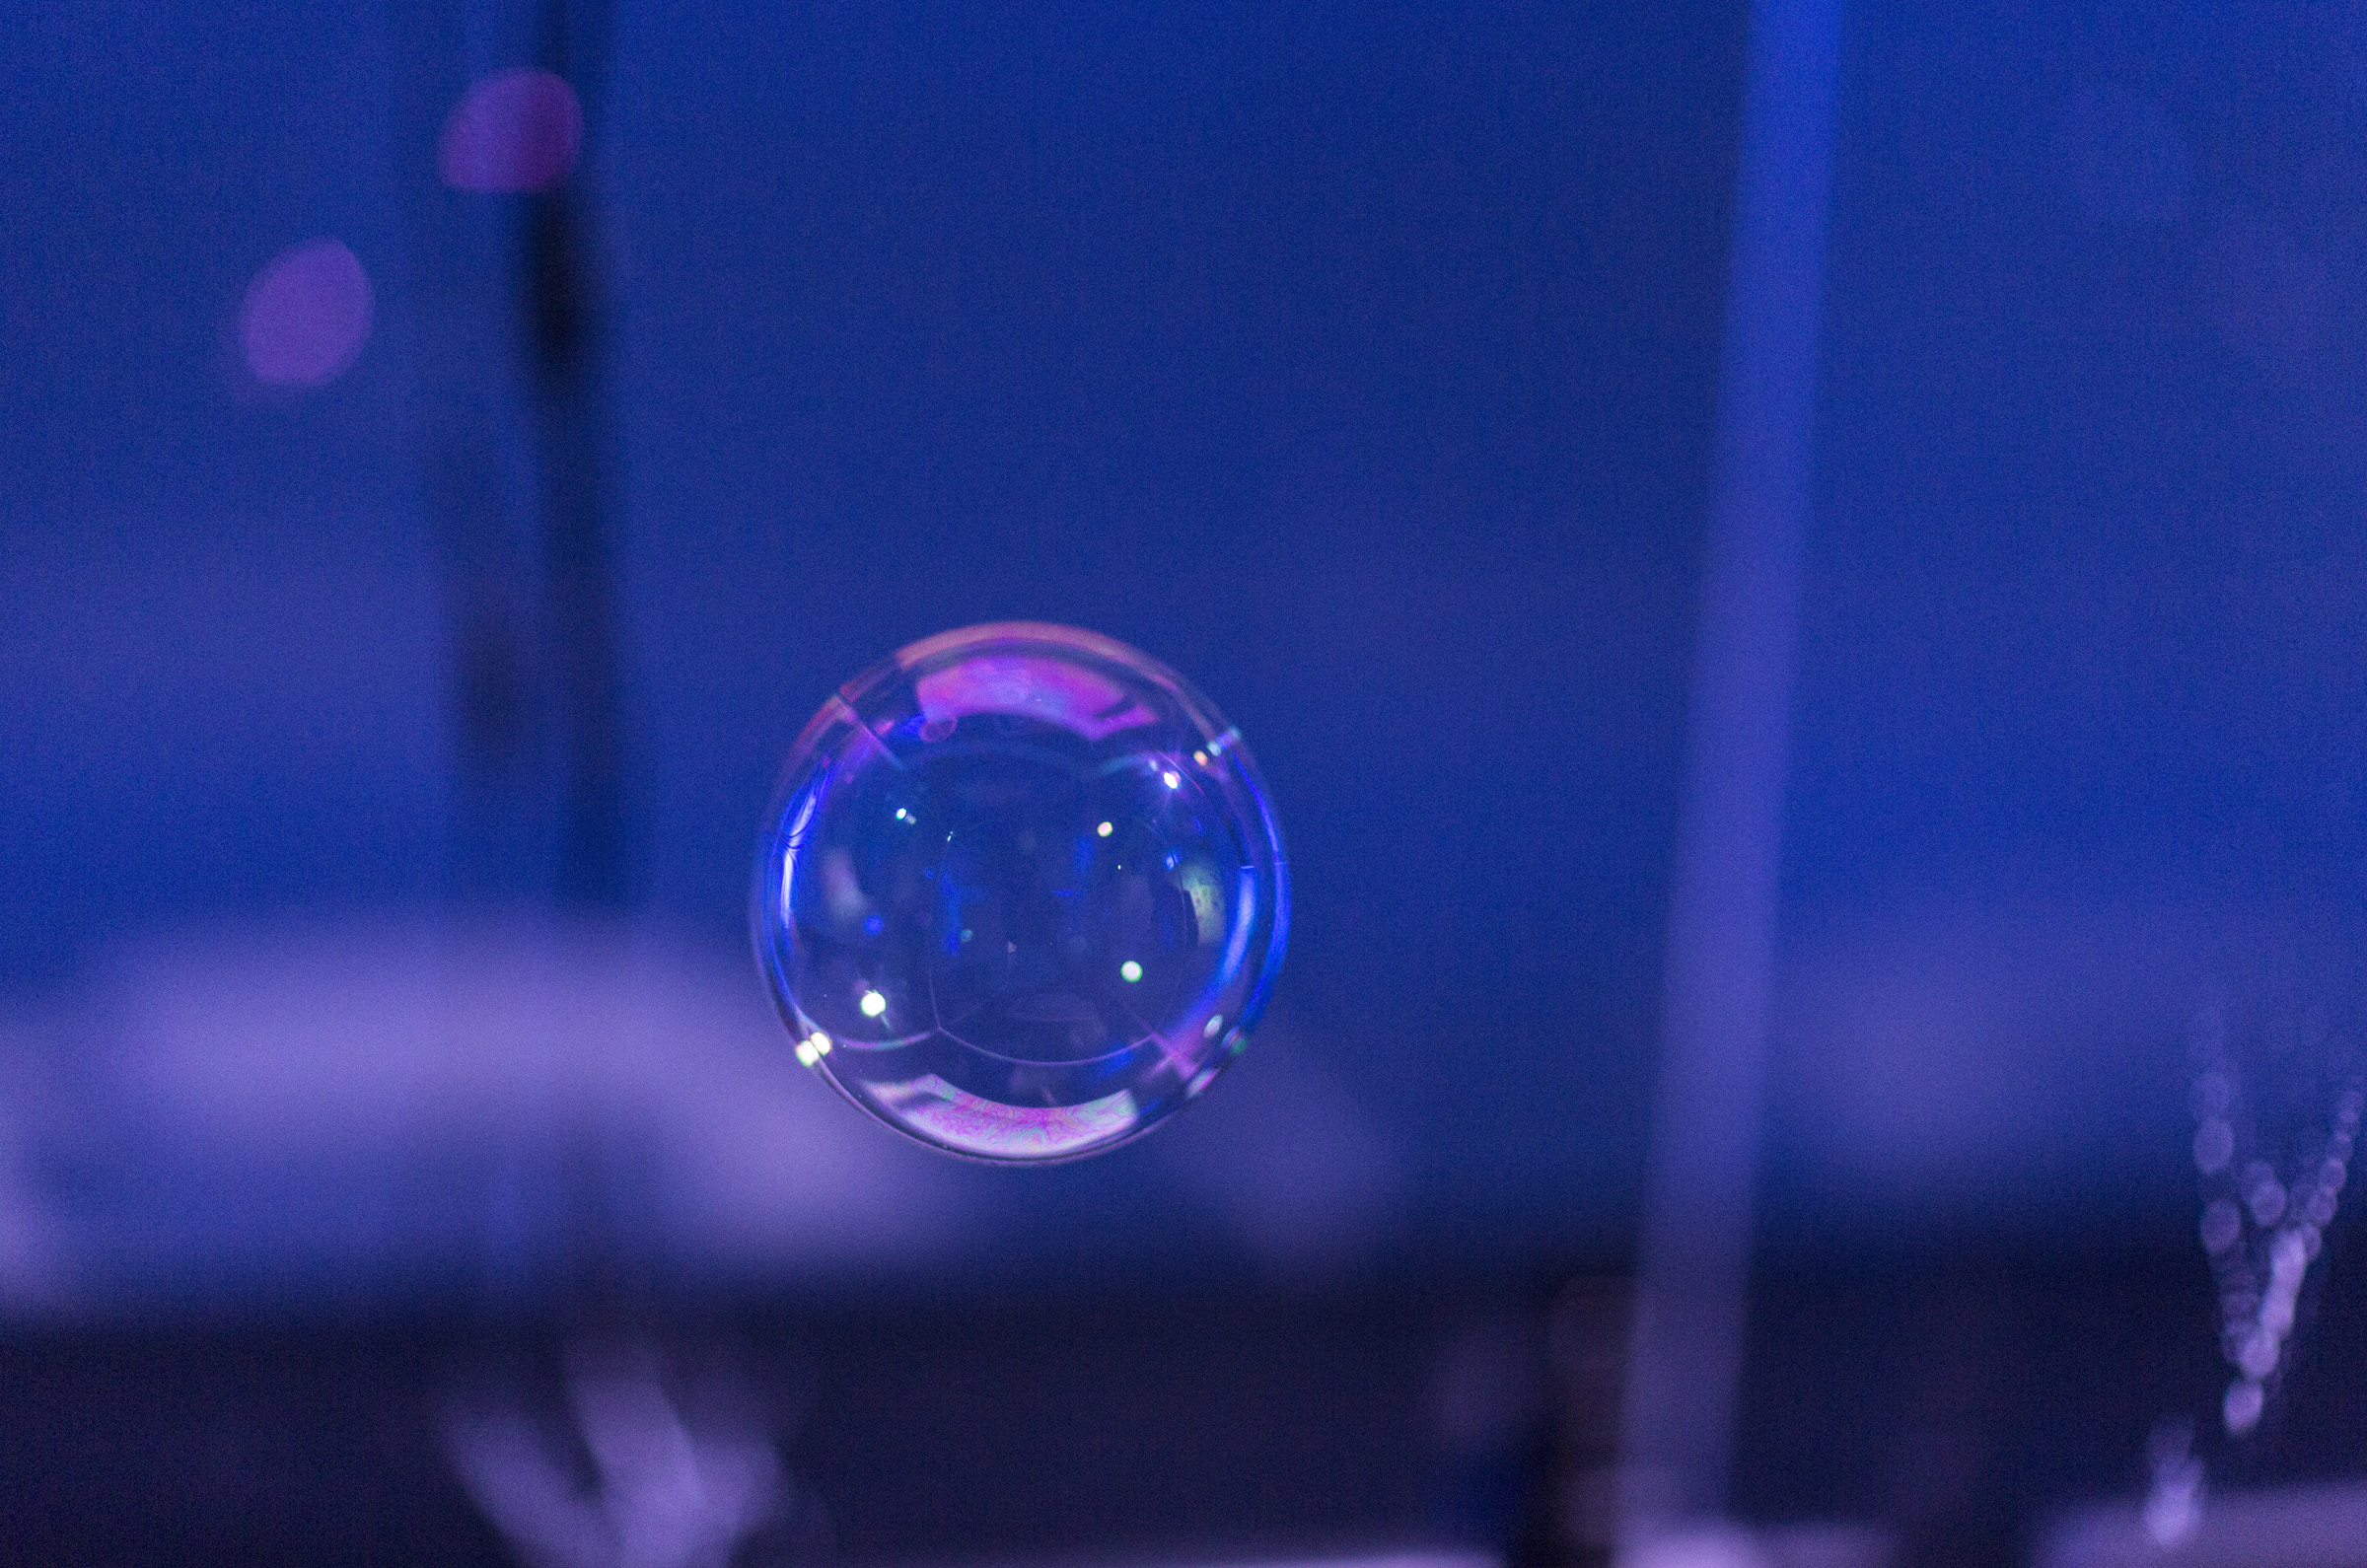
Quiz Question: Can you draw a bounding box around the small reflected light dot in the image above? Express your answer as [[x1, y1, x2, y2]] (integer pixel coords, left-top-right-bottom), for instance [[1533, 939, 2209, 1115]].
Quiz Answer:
[[1162, 770, 1181, 788], [795, 1040, 820, 1067], [811, 1032, 831, 1053], [1192, 750, 1207, 765], [1097, 821, 1113, 837], [1203, 1014, 1224, 1037], [439, 67, 583, 192], [239, 239, 373, 389], [1120, 961, 1143, 983], [859, 990, 887, 1017], [896, 808, 910, 821]]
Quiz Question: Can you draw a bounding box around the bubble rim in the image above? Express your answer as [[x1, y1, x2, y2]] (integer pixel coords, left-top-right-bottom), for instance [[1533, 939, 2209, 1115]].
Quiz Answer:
[[750, 620, 1290, 1165]]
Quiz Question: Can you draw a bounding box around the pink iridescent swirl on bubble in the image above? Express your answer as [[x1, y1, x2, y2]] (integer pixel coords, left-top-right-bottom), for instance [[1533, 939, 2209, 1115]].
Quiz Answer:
[[914, 654, 1159, 742]]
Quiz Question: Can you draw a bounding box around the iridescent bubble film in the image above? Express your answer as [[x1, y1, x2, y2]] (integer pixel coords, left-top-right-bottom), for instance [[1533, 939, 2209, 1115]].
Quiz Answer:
[[753, 623, 1289, 1163]]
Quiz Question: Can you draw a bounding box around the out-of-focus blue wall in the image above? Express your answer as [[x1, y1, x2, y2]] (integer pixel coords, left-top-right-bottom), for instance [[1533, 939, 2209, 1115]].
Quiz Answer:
[[0, 0, 1742, 1299], [8, 0, 2364, 1299]]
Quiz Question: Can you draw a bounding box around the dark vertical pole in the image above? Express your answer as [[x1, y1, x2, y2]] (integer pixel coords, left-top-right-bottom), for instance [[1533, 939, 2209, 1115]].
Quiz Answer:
[[529, 0, 631, 913], [1617, 0, 1842, 1542], [394, 0, 632, 1301], [522, 0, 651, 1308], [394, 0, 549, 907]]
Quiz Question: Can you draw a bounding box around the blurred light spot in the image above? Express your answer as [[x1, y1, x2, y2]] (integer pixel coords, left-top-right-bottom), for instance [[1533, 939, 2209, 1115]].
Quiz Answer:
[[1162, 770, 1181, 788], [439, 68, 583, 192], [1120, 961, 1143, 983], [1204, 1013, 1225, 1037], [447, 1348, 785, 1566], [239, 239, 372, 389], [2141, 1421, 2203, 1548], [2054, 84, 2190, 225], [859, 990, 887, 1018], [1097, 820, 1113, 837], [2248, 1176, 2287, 1229], [2193, 1117, 2233, 1174], [1619, 1524, 1773, 1568], [2224, 1378, 2264, 1435], [795, 1039, 820, 1067], [2199, 1198, 2241, 1254], [2271, 1228, 2308, 1280]]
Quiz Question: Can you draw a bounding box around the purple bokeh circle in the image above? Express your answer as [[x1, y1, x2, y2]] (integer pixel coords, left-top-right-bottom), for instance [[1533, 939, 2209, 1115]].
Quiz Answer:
[[239, 239, 373, 390], [439, 68, 583, 193]]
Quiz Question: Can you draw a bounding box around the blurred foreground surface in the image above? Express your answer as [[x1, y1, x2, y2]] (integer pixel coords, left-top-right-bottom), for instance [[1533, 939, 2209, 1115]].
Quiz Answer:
[[5, 1242, 2367, 1567]]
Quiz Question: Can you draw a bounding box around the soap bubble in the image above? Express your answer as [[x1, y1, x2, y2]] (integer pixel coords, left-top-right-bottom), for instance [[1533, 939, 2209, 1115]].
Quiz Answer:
[[752, 623, 1289, 1163]]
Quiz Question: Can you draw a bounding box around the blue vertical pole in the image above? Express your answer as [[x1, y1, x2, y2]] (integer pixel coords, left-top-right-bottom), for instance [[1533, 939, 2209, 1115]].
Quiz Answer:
[[1618, 0, 1842, 1538]]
